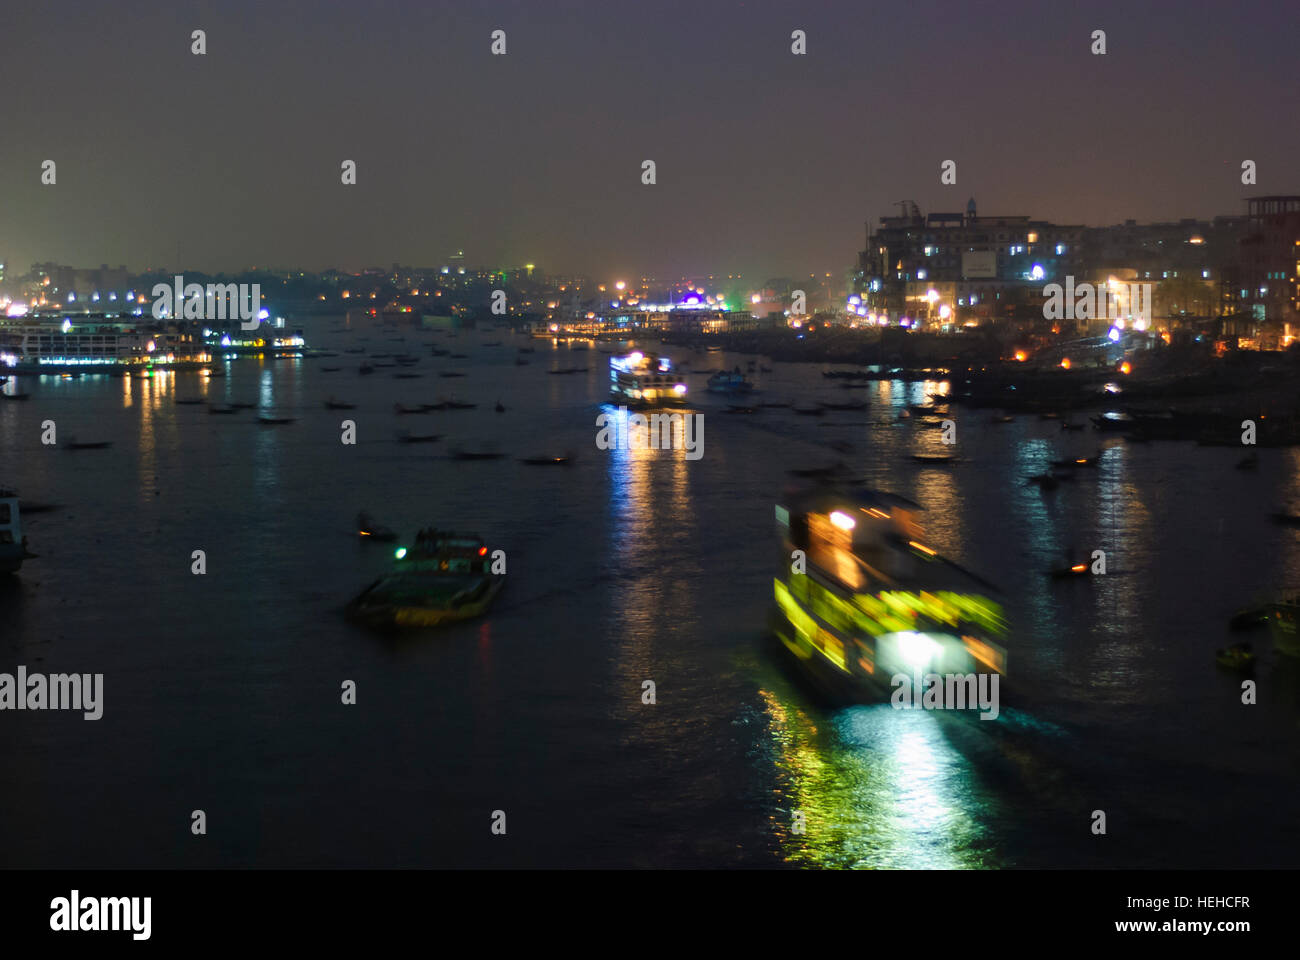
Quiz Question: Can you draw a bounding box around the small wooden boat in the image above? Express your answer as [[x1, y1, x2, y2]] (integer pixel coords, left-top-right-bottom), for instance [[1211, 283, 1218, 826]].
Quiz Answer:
[[444, 400, 477, 410], [394, 372, 423, 379], [358, 364, 374, 375], [494, 401, 506, 413], [257, 415, 296, 425], [394, 403, 431, 415], [1237, 452, 1260, 470], [1060, 421, 1085, 431], [18, 501, 60, 514], [912, 454, 959, 465], [990, 415, 1015, 423], [397, 431, 443, 444], [1, 392, 31, 401], [725, 405, 758, 414], [519, 454, 572, 465], [66, 439, 113, 450], [451, 448, 505, 460], [208, 405, 237, 414], [515, 358, 530, 366], [1215, 642, 1255, 671], [439, 372, 466, 378], [229, 402, 257, 409], [792, 406, 826, 416], [356, 512, 398, 542], [1229, 604, 1271, 631], [175, 398, 206, 405], [448, 353, 469, 359], [325, 398, 357, 410]]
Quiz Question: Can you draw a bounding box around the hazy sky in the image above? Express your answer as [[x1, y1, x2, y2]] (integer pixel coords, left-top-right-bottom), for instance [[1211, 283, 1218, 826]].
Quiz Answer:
[[2, 0, 1296, 281]]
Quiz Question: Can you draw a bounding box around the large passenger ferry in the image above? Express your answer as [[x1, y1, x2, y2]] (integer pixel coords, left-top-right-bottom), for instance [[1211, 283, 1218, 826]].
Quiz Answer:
[[608, 350, 688, 407], [771, 486, 1008, 700]]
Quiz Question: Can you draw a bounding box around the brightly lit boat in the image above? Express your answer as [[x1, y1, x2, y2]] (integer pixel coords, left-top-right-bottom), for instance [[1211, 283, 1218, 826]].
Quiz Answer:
[[609, 351, 688, 408], [346, 529, 504, 629], [771, 487, 1008, 700], [1, 490, 36, 574]]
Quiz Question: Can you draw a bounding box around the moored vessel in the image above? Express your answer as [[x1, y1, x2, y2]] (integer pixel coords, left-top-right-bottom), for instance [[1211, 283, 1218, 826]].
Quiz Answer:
[[707, 369, 754, 394]]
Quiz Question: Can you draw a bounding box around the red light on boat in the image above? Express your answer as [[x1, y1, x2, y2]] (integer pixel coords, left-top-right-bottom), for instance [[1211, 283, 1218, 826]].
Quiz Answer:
[[479, 547, 487, 556]]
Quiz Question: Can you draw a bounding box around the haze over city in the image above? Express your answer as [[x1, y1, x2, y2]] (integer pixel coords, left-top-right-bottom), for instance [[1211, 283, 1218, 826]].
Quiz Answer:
[[2, 0, 1296, 279]]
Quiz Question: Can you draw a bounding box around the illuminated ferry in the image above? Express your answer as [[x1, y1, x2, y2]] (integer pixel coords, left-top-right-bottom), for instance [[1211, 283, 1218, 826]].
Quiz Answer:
[[0, 315, 164, 368], [771, 487, 1008, 700], [0, 312, 305, 371], [608, 350, 688, 407]]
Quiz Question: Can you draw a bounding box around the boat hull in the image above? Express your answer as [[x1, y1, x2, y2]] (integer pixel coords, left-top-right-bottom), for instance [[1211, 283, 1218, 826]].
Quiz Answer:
[[347, 574, 504, 630]]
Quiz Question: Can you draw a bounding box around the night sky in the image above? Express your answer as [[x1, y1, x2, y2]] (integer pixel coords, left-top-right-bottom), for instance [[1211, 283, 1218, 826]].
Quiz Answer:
[[2, 0, 1296, 279]]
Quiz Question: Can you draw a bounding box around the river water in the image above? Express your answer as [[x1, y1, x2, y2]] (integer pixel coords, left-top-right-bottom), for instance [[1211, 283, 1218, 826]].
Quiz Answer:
[[3, 317, 1298, 868]]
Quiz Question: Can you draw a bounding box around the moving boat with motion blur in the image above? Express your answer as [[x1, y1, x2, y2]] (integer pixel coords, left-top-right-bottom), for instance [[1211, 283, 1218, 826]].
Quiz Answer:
[[609, 350, 688, 408], [346, 529, 504, 628], [770, 487, 1008, 701]]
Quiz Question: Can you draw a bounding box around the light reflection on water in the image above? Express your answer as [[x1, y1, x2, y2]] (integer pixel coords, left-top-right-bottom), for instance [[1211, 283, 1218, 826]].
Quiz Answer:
[[5, 331, 1300, 867], [761, 687, 1000, 869]]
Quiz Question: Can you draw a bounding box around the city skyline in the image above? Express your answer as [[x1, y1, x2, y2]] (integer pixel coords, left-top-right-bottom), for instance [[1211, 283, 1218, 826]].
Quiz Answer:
[[1, 0, 1296, 278]]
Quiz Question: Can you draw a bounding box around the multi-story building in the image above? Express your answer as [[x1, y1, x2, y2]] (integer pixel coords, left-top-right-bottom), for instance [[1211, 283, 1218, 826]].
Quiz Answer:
[[855, 199, 1087, 330], [1228, 196, 1300, 347]]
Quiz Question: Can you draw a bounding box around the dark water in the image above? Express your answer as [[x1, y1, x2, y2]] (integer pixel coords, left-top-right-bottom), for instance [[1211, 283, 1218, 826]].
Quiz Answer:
[[3, 318, 1299, 868]]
